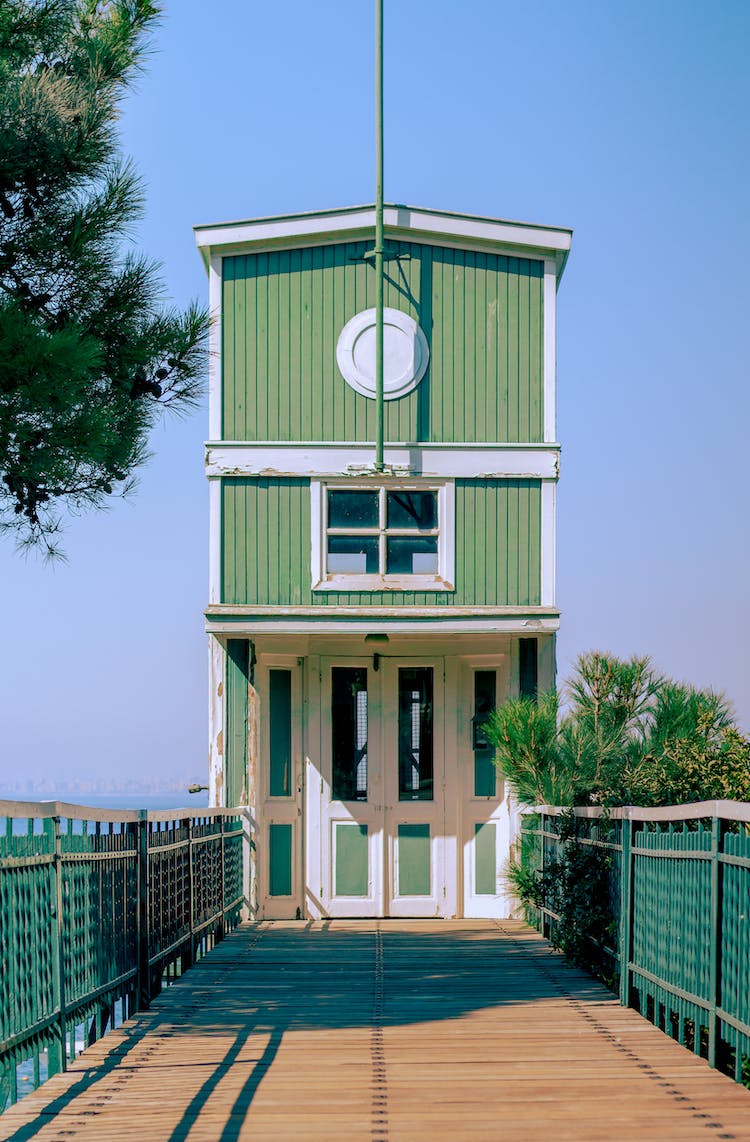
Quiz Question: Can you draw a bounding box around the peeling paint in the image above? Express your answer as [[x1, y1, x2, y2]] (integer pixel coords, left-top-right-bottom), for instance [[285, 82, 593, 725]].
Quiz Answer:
[[217, 681, 223, 698], [217, 729, 223, 757]]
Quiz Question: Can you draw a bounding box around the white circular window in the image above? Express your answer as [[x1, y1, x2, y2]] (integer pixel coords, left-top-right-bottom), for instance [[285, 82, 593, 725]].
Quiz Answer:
[[336, 307, 429, 401]]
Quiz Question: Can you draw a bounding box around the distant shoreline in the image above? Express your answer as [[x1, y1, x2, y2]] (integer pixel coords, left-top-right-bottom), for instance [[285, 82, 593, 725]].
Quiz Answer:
[[0, 792, 210, 810]]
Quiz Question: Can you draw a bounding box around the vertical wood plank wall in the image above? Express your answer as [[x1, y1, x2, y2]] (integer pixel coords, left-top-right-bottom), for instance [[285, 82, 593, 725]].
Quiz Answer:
[[221, 478, 541, 607], [221, 241, 543, 444], [225, 640, 250, 806]]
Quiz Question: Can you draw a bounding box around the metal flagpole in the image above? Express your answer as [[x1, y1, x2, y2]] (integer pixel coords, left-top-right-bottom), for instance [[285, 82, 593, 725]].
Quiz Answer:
[[374, 0, 384, 471]]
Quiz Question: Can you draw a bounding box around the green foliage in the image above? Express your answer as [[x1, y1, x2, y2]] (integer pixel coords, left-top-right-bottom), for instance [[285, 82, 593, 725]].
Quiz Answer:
[[613, 727, 750, 807], [487, 651, 747, 807], [0, 1, 208, 552], [509, 811, 617, 978]]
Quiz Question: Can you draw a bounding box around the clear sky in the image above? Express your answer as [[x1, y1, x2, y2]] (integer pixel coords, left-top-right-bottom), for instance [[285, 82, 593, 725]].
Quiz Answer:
[[1, 0, 748, 792]]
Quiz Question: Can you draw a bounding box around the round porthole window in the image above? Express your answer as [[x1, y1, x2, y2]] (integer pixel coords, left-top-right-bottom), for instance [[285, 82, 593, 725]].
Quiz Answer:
[[336, 307, 429, 400]]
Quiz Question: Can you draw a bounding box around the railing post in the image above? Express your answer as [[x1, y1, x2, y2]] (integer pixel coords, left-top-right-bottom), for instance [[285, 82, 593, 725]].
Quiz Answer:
[[48, 815, 66, 1075], [539, 811, 547, 937], [136, 811, 150, 1011], [708, 815, 723, 1069], [219, 815, 226, 940], [618, 813, 633, 1008], [242, 809, 253, 921], [186, 817, 195, 967]]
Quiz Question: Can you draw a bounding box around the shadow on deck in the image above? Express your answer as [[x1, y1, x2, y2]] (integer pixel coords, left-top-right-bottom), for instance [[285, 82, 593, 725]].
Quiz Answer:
[[1, 920, 749, 1142]]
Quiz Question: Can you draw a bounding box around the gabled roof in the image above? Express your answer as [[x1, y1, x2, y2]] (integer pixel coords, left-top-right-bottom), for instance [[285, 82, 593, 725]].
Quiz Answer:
[[194, 203, 572, 280]]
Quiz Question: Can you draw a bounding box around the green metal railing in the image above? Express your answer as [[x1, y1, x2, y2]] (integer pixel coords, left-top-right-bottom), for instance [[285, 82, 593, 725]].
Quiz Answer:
[[521, 801, 750, 1084], [0, 800, 248, 1110]]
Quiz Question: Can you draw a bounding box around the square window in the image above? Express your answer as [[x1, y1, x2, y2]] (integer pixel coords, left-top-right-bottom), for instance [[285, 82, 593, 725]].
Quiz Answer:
[[313, 481, 454, 592]]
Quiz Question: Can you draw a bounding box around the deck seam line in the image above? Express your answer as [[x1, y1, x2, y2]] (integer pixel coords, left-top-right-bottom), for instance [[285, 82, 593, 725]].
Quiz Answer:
[[492, 921, 738, 1140]]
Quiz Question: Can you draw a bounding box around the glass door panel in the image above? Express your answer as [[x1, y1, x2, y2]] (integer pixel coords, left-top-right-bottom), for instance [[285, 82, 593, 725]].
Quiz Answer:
[[398, 667, 434, 801], [462, 658, 512, 919], [331, 667, 369, 802]]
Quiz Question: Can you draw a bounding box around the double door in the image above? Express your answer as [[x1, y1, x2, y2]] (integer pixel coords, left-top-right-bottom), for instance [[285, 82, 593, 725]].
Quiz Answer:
[[316, 656, 450, 918]]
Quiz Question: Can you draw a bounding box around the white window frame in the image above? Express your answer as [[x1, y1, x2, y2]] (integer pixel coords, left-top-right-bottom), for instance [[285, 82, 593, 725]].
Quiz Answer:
[[311, 479, 455, 592]]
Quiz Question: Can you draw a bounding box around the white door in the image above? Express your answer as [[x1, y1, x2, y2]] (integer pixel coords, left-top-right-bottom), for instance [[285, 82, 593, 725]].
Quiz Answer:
[[316, 655, 449, 918], [257, 657, 305, 920], [318, 658, 384, 917], [460, 656, 513, 918], [382, 658, 448, 918]]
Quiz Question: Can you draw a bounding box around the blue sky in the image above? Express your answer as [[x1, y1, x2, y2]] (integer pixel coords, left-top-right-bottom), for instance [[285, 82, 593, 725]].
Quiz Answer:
[[1, 0, 748, 791]]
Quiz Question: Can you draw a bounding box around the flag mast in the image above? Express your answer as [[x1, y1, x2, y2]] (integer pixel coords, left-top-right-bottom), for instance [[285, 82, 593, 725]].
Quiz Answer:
[[374, 0, 385, 471]]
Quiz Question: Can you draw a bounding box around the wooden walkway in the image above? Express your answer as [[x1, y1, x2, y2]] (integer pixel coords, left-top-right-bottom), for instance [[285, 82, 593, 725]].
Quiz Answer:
[[2, 920, 750, 1141]]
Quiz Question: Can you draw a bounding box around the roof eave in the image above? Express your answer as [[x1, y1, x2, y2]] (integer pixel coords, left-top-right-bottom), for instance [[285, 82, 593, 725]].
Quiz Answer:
[[194, 203, 573, 280]]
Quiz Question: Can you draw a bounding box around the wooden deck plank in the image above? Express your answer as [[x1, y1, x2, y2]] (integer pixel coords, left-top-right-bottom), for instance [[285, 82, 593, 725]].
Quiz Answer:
[[2, 919, 750, 1141]]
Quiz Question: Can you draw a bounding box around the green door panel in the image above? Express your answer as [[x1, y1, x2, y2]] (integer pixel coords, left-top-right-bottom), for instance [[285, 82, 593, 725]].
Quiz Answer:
[[269, 823, 293, 896], [335, 823, 369, 897], [475, 822, 497, 896], [397, 824, 431, 896]]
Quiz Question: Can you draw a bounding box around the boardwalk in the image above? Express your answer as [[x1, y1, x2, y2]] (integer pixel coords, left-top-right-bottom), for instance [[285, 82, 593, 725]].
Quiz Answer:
[[2, 920, 750, 1141]]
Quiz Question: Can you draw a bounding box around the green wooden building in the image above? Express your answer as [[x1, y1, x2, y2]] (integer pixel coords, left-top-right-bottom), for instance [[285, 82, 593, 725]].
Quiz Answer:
[[194, 204, 571, 919]]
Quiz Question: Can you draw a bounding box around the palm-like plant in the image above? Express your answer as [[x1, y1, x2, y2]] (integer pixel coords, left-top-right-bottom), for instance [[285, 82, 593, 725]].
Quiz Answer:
[[487, 652, 743, 807]]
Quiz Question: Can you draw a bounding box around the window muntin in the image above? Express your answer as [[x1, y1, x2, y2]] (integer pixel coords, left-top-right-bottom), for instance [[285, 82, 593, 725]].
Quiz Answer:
[[325, 487, 440, 579]]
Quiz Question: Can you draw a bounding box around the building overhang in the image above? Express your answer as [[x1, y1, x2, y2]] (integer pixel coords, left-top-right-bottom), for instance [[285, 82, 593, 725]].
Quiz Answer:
[[194, 203, 572, 282], [204, 605, 560, 637]]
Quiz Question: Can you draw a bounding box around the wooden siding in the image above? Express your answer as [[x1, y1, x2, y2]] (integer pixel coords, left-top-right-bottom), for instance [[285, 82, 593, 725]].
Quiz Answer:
[[221, 478, 541, 607], [222, 242, 543, 444]]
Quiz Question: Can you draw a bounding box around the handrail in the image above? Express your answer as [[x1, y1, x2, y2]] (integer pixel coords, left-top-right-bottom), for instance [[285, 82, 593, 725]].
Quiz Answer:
[[520, 803, 750, 1087], [0, 800, 250, 1111], [523, 799, 750, 822], [0, 798, 248, 822]]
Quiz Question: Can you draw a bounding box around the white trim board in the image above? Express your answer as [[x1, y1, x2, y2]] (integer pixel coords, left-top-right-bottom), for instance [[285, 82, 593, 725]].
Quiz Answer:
[[208, 478, 221, 606], [205, 616, 560, 636], [543, 259, 557, 444], [208, 637, 225, 807], [206, 445, 560, 480], [208, 255, 222, 441], [194, 204, 572, 279], [540, 479, 557, 608], [206, 604, 558, 616]]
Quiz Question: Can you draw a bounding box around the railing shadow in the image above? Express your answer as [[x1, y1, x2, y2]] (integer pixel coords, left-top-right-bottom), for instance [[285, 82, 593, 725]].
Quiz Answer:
[[0, 922, 611, 1142]]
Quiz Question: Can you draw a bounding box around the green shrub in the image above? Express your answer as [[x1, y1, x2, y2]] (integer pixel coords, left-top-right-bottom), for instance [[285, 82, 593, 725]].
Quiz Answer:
[[487, 651, 746, 808]]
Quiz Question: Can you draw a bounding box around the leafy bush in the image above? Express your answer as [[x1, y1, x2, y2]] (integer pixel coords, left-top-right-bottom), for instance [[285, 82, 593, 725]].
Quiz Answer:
[[487, 651, 747, 807], [508, 810, 617, 979]]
